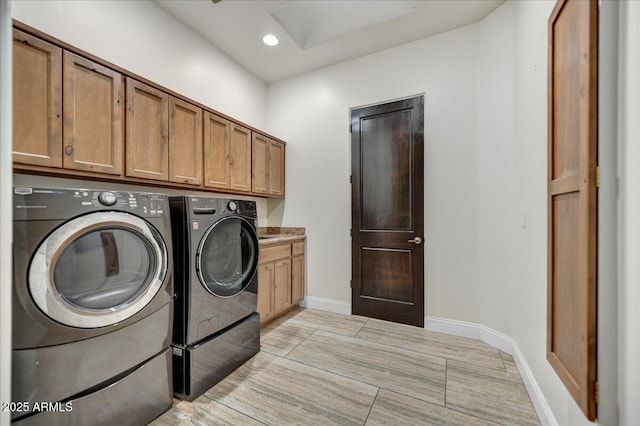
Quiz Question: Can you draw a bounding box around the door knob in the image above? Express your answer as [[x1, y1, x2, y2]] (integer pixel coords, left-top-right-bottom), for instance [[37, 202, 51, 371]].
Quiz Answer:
[[408, 236, 422, 245]]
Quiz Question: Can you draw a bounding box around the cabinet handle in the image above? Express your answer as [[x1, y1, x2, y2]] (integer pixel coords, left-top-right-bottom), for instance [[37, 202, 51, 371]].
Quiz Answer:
[[64, 145, 74, 156]]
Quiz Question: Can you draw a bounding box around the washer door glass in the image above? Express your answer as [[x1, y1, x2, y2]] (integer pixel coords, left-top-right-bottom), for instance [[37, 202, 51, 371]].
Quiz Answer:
[[197, 216, 258, 297], [29, 211, 168, 328]]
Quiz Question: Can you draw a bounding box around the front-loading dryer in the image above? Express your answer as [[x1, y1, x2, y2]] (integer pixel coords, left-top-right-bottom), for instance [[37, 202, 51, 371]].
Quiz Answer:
[[12, 187, 174, 425], [170, 196, 260, 400]]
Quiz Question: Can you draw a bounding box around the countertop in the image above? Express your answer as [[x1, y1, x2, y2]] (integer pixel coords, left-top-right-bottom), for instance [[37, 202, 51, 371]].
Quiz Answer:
[[258, 234, 306, 247]]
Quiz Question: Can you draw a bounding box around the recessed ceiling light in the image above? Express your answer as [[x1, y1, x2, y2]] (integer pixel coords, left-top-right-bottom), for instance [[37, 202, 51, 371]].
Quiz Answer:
[[262, 34, 279, 47]]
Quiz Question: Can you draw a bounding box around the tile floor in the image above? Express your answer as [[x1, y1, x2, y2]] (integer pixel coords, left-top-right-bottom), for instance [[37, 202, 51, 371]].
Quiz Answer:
[[152, 308, 540, 426]]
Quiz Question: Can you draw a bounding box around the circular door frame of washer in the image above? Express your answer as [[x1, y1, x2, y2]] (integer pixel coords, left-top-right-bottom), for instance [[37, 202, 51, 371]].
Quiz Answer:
[[29, 211, 168, 329], [196, 215, 258, 298]]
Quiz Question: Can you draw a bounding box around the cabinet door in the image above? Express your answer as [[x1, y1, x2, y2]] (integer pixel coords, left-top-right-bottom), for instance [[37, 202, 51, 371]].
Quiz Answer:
[[251, 132, 269, 194], [268, 140, 285, 197], [12, 29, 62, 168], [169, 97, 202, 185], [230, 124, 251, 192], [291, 254, 305, 304], [63, 51, 123, 175], [257, 263, 274, 324], [274, 258, 292, 314], [203, 112, 231, 189], [126, 78, 169, 181]]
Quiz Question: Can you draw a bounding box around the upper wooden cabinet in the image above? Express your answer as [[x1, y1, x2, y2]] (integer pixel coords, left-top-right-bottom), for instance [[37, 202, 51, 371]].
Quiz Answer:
[[12, 25, 286, 198], [204, 113, 252, 192], [63, 51, 123, 175], [252, 132, 285, 197], [126, 78, 169, 181], [204, 112, 231, 189], [169, 97, 202, 186], [230, 124, 252, 192], [12, 29, 62, 168], [268, 139, 285, 197]]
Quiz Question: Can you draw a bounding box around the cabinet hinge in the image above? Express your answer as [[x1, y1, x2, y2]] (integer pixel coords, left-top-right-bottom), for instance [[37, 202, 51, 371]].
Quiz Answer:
[[596, 166, 601, 188], [595, 381, 600, 404]]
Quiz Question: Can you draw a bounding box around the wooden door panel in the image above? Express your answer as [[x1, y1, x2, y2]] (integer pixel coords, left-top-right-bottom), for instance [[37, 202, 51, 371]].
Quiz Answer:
[[126, 78, 169, 181], [169, 97, 202, 185], [361, 111, 412, 230], [12, 29, 62, 168], [63, 51, 123, 175], [252, 133, 268, 194], [268, 141, 285, 197], [203, 112, 230, 189], [230, 124, 251, 192], [547, 0, 598, 420], [257, 264, 274, 324], [292, 254, 304, 303], [351, 96, 424, 327], [360, 248, 412, 303], [274, 258, 291, 313]]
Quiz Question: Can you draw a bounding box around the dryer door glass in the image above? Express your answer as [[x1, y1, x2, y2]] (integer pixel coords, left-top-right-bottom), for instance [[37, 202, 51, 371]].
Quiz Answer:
[[197, 216, 258, 297], [53, 228, 156, 310], [29, 211, 168, 328]]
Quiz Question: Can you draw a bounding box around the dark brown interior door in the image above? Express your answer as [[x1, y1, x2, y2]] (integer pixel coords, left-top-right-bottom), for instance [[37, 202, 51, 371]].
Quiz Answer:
[[351, 96, 424, 327], [548, 0, 598, 420]]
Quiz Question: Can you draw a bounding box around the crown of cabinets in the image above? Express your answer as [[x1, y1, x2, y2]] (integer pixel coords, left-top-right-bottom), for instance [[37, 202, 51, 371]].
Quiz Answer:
[[11, 28, 285, 198]]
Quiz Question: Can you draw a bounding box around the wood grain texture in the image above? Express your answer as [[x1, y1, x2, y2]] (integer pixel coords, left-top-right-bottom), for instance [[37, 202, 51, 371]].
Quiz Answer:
[[63, 51, 123, 175], [125, 78, 169, 181], [268, 140, 285, 197], [230, 124, 252, 192], [206, 351, 378, 426], [257, 263, 274, 324], [356, 318, 505, 371], [160, 308, 540, 425], [291, 254, 305, 304], [12, 29, 62, 167], [150, 397, 264, 426], [547, 0, 598, 420], [169, 97, 202, 185], [446, 360, 540, 426], [203, 112, 231, 189], [366, 389, 499, 426], [251, 132, 268, 194], [351, 96, 425, 327], [287, 330, 446, 405], [273, 258, 292, 314]]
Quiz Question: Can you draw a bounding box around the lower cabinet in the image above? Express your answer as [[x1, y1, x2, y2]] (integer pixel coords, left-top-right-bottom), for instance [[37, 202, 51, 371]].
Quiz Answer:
[[257, 239, 305, 326]]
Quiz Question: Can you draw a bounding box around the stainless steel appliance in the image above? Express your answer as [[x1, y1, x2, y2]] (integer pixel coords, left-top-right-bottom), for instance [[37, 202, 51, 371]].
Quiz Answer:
[[12, 187, 174, 425], [169, 196, 260, 401]]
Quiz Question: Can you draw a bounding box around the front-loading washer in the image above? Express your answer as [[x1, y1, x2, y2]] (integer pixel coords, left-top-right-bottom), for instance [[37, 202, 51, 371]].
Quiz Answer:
[[12, 187, 174, 424], [169, 196, 260, 400]]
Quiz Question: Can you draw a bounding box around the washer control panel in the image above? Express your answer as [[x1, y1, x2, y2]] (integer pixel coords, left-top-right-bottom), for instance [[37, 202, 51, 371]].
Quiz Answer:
[[13, 188, 170, 220]]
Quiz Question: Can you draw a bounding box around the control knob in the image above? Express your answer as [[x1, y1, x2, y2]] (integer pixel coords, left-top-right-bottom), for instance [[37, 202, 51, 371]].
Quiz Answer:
[[227, 201, 237, 211], [98, 191, 117, 206]]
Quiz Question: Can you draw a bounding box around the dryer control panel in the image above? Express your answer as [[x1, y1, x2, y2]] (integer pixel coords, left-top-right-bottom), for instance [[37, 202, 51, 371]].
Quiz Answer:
[[13, 187, 170, 220]]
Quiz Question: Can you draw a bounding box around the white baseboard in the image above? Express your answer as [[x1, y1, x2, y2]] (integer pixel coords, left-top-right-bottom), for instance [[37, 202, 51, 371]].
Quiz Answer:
[[299, 296, 351, 315], [425, 316, 557, 426]]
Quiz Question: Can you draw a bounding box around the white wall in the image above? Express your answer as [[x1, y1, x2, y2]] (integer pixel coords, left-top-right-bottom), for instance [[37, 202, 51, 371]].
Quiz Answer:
[[11, 0, 267, 129], [267, 23, 481, 317], [0, 1, 12, 425], [267, 0, 609, 424], [618, 1, 640, 424]]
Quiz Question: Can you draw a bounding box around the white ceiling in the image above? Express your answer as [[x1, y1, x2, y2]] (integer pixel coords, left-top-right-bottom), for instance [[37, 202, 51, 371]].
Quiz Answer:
[[155, 0, 505, 83]]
